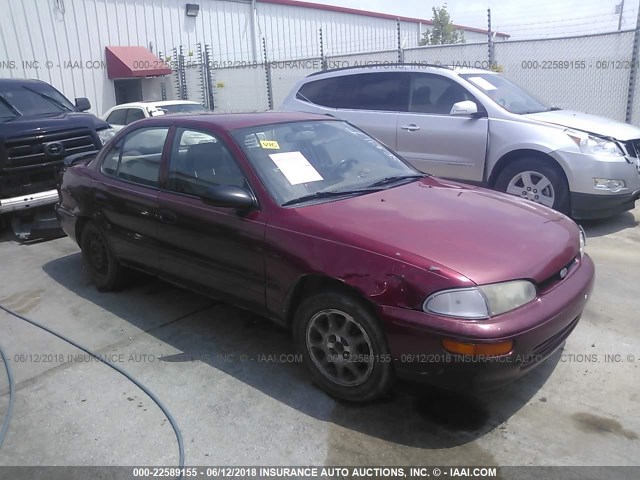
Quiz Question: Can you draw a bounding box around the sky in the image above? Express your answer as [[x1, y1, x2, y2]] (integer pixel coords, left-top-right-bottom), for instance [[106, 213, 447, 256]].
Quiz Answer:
[[303, 0, 638, 39]]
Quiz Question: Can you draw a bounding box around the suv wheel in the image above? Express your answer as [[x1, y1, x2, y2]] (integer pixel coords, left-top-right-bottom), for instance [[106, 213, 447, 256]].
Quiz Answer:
[[495, 159, 570, 215], [293, 291, 394, 402], [80, 222, 126, 291]]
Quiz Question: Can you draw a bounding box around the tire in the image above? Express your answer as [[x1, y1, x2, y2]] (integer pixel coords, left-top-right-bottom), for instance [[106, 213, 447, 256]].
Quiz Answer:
[[80, 222, 126, 291], [494, 158, 570, 215], [293, 290, 394, 402]]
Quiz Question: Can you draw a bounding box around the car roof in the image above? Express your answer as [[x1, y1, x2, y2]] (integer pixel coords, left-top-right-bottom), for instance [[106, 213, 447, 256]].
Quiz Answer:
[[305, 63, 496, 79], [141, 111, 332, 130], [0, 78, 52, 87], [108, 100, 202, 109]]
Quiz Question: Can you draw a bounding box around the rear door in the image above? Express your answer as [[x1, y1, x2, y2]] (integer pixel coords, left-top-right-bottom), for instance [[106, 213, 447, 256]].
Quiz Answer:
[[396, 73, 488, 182], [155, 127, 266, 312], [295, 72, 408, 149], [94, 126, 169, 270]]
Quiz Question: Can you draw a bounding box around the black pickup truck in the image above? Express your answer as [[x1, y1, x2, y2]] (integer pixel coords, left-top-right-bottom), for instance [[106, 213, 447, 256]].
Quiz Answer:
[[0, 78, 114, 239]]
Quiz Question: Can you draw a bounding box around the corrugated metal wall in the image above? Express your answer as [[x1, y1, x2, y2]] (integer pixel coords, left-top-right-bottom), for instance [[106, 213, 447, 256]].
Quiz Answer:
[[0, 0, 490, 115]]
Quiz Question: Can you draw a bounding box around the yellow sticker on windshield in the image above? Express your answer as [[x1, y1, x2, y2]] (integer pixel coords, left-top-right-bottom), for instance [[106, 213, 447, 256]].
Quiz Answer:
[[260, 140, 280, 149]]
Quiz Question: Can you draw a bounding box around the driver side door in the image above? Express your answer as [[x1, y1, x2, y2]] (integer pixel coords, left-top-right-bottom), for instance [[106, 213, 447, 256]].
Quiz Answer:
[[156, 127, 266, 313]]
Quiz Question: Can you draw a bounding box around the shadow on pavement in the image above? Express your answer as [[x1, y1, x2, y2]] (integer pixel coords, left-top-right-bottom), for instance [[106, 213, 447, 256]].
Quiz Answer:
[[42, 251, 559, 453], [579, 211, 638, 238]]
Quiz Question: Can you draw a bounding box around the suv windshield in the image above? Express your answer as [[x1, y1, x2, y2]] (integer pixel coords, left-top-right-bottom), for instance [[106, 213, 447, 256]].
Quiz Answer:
[[460, 73, 551, 114], [156, 103, 207, 115], [233, 120, 422, 206], [0, 83, 76, 117]]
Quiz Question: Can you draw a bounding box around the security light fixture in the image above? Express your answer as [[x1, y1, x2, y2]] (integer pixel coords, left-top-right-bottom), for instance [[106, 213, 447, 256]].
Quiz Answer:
[[185, 3, 199, 17]]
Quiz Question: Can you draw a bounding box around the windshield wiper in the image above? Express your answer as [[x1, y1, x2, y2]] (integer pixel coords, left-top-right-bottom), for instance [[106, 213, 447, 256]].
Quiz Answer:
[[365, 174, 425, 188], [282, 189, 378, 206], [0, 94, 19, 118], [22, 86, 72, 112]]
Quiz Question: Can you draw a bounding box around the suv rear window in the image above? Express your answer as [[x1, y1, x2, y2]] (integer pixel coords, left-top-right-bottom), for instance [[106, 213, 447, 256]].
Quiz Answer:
[[297, 72, 409, 111]]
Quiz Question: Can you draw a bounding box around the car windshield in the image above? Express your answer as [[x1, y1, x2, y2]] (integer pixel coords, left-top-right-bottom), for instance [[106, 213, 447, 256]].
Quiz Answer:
[[156, 103, 207, 115], [0, 84, 76, 116], [232, 120, 422, 206], [460, 73, 551, 114]]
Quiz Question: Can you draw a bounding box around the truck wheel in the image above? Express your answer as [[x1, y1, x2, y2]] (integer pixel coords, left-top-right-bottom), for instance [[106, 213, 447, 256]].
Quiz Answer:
[[80, 222, 126, 291], [495, 159, 570, 215], [293, 290, 394, 402]]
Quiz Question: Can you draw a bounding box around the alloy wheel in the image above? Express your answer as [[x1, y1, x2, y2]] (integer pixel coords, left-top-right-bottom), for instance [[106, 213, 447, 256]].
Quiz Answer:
[[506, 170, 555, 207]]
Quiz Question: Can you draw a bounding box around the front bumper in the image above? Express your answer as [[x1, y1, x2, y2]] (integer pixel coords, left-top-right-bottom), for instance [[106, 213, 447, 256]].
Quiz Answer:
[[379, 254, 595, 391], [0, 189, 60, 214], [552, 150, 640, 218]]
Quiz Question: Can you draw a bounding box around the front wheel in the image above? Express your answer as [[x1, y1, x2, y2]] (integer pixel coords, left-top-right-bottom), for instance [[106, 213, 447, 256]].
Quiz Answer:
[[494, 159, 570, 215], [293, 291, 394, 402]]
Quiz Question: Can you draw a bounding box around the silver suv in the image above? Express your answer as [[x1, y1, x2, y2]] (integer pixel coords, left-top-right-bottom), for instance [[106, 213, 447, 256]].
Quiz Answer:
[[281, 65, 640, 218]]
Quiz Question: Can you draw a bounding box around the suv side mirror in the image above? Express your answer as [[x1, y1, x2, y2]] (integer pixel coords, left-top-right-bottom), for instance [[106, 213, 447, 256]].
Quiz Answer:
[[450, 100, 478, 116], [75, 97, 91, 112], [201, 185, 256, 210]]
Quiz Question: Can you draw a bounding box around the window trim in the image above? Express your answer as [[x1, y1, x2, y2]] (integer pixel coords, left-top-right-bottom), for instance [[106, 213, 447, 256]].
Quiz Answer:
[[98, 125, 171, 190]]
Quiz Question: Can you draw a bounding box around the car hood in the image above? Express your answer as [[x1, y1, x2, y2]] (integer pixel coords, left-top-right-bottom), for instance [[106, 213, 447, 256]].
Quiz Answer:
[[524, 109, 640, 141], [0, 112, 108, 137], [294, 177, 579, 286]]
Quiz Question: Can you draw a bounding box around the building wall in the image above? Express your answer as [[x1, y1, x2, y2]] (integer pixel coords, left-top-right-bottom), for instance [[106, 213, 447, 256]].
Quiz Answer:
[[0, 0, 497, 115]]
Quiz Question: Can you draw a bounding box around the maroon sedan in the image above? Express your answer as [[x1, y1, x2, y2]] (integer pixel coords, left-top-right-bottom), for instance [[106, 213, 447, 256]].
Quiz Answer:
[[56, 112, 594, 402]]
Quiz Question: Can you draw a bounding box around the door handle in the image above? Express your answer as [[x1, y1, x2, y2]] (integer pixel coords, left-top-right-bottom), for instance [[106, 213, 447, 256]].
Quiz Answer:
[[94, 192, 108, 205], [157, 210, 177, 224], [400, 124, 420, 132]]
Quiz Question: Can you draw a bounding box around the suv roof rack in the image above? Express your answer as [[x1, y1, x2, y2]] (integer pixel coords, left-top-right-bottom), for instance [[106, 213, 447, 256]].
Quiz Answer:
[[307, 62, 453, 77]]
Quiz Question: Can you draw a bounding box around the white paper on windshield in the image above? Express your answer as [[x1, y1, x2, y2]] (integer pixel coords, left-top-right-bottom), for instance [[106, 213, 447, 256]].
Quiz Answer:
[[269, 151, 324, 185], [468, 76, 498, 91]]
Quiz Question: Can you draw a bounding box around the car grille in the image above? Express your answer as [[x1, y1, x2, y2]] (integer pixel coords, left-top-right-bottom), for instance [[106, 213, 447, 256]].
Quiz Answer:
[[624, 139, 640, 173], [3, 128, 96, 171], [537, 256, 578, 292]]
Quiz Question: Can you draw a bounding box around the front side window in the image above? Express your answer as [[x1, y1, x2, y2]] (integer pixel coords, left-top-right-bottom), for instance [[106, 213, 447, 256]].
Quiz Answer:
[[232, 120, 420, 206], [297, 72, 409, 111], [410, 74, 475, 114], [166, 128, 246, 197], [100, 127, 169, 187], [460, 73, 550, 114]]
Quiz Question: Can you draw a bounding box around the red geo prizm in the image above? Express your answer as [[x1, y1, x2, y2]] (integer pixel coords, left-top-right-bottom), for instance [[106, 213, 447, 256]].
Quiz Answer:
[[57, 112, 595, 402]]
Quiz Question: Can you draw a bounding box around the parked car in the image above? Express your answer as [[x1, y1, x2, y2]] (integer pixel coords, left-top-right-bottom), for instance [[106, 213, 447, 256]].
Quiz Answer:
[[281, 65, 640, 219], [102, 100, 208, 132], [57, 112, 594, 402], [0, 78, 114, 239]]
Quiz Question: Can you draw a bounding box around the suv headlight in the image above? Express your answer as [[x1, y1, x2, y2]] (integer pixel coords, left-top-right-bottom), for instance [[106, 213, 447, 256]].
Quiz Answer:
[[565, 129, 623, 157], [423, 280, 537, 319], [97, 127, 116, 145]]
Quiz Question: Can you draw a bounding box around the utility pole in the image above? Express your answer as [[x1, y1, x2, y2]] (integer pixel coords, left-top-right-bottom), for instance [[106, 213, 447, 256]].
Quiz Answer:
[[617, 0, 625, 31]]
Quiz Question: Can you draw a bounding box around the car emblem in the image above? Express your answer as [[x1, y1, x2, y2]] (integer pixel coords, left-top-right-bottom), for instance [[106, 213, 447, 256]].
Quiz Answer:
[[44, 141, 65, 157], [559, 267, 568, 279]]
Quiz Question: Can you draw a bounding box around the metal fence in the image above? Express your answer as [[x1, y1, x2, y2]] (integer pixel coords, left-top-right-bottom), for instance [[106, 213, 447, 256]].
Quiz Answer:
[[162, 29, 640, 125]]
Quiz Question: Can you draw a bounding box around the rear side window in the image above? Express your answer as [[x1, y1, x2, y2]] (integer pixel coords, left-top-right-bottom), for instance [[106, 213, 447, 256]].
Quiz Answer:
[[106, 109, 127, 125], [297, 72, 409, 112], [100, 127, 169, 187]]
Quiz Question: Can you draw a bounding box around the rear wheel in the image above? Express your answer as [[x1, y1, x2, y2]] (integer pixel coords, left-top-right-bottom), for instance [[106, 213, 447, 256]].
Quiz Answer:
[[80, 222, 126, 291], [495, 158, 570, 215], [293, 291, 394, 402]]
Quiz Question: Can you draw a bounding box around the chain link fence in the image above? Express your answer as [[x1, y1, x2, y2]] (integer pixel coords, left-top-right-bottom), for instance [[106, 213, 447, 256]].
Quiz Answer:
[[163, 29, 640, 125]]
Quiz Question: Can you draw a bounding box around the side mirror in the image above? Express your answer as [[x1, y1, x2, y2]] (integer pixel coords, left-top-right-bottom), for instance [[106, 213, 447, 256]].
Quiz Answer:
[[64, 150, 100, 167], [450, 100, 479, 116], [75, 97, 91, 112], [201, 185, 256, 210]]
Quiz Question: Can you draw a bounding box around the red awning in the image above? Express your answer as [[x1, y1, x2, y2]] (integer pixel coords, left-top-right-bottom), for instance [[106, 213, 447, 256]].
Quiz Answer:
[[105, 46, 172, 79]]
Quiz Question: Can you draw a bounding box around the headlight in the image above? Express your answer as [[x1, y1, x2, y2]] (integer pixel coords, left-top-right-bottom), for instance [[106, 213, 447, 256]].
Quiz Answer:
[[423, 280, 537, 319], [579, 225, 586, 258], [97, 127, 116, 145], [565, 129, 623, 157]]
